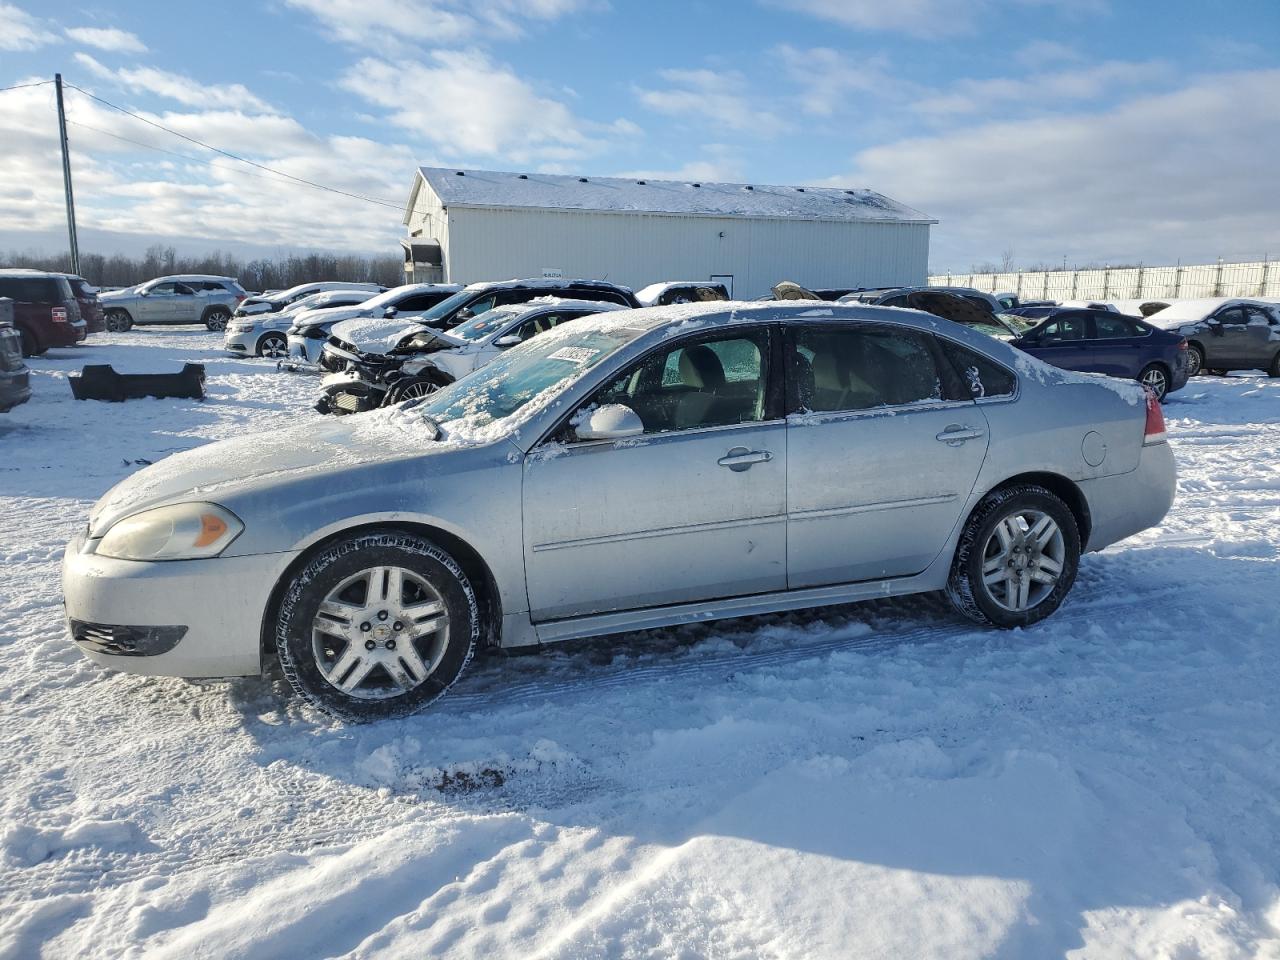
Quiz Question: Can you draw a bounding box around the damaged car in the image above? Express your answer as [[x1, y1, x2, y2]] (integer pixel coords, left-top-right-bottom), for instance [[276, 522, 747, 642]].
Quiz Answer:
[[1146, 298, 1280, 378]]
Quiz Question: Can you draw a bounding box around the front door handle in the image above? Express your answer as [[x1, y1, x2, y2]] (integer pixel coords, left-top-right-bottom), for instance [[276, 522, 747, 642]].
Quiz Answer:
[[936, 425, 985, 445], [718, 447, 772, 471]]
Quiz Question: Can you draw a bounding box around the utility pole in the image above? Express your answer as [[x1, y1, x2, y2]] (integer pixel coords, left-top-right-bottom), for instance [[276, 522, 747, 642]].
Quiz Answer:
[[54, 74, 80, 275]]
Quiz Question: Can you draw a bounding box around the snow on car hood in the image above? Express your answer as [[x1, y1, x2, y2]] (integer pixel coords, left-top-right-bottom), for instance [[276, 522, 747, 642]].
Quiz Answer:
[[97, 287, 136, 301], [291, 305, 371, 330], [330, 316, 464, 354], [87, 414, 440, 537]]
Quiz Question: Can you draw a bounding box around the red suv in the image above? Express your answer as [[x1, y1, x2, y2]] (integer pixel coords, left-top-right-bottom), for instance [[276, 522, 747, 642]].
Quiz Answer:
[[0, 270, 86, 356]]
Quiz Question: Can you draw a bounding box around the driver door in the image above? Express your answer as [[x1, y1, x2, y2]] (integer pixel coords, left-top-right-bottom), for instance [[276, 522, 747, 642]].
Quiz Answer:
[[521, 325, 786, 622]]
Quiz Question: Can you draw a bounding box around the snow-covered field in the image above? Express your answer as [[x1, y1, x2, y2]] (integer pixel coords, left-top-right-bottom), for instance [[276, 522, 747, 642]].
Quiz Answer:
[[2, 328, 1279, 959]]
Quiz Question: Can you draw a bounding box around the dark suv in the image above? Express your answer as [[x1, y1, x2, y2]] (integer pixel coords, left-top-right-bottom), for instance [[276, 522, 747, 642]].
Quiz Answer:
[[0, 298, 32, 411], [62, 275, 105, 335], [0, 270, 86, 356]]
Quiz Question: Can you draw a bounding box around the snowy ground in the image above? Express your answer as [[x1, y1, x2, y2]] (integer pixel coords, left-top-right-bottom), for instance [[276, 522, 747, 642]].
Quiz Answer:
[[2, 328, 1279, 959]]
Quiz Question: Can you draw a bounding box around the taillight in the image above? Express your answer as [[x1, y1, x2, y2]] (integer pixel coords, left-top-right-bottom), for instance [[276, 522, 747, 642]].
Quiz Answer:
[[52, 307, 68, 323], [235, 294, 246, 302], [1143, 389, 1166, 445]]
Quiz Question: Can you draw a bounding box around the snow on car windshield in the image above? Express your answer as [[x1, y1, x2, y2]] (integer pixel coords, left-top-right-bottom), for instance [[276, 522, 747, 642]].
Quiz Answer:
[[414, 324, 645, 439]]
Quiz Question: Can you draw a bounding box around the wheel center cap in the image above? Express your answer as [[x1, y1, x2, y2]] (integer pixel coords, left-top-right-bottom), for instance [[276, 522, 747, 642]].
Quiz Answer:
[[1014, 553, 1029, 570], [373, 624, 391, 640]]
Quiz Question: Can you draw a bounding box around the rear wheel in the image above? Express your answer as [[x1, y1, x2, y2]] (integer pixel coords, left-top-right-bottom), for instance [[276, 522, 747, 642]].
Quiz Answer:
[[1269, 351, 1280, 378], [257, 332, 288, 358], [947, 484, 1080, 629], [105, 309, 132, 333], [1138, 363, 1169, 401], [275, 530, 479, 721], [17, 327, 43, 358], [204, 308, 231, 331], [1185, 344, 1204, 377]]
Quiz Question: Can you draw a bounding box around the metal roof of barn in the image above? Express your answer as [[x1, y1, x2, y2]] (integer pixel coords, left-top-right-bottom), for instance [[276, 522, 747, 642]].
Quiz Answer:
[[410, 167, 934, 225]]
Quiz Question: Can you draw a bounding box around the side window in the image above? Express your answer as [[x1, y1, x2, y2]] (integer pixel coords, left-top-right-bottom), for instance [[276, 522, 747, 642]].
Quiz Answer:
[[938, 339, 1016, 399], [791, 326, 946, 413], [589, 329, 769, 435], [1038, 315, 1086, 343], [880, 294, 909, 307], [398, 294, 439, 311], [148, 282, 177, 295], [1094, 313, 1136, 339], [174, 283, 195, 296], [1216, 307, 1247, 325], [1246, 306, 1275, 325]]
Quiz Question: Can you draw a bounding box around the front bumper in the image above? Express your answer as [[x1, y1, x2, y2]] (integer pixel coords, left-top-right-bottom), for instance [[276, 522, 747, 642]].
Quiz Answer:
[[287, 334, 324, 364], [0, 367, 31, 411], [224, 329, 256, 354], [62, 531, 299, 678]]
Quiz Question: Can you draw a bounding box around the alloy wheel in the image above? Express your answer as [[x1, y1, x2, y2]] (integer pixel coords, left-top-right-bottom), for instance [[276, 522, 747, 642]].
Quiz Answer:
[[979, 509, 1066, 612], [310, 565, 450, 700], [259, 334, 288, 358], [1186, 345, 1204, 377], [206, 310, 230, 331], [1140, 366, 1168, 400], [399, 380, 440, 400]]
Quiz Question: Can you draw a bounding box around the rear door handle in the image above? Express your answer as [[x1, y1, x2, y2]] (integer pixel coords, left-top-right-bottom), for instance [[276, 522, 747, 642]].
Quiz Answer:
[[936, 425, 985, 445], [718, 447, 772, 471]]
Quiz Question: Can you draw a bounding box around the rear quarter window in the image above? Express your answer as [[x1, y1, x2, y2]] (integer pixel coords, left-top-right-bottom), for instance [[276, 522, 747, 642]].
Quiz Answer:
[[938, 338, 1016, 400], [0, 278, 61, 302]]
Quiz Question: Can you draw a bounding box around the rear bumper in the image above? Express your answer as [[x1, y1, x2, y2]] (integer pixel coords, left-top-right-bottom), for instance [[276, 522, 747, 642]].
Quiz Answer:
[[1078, 440, 1176, 552], [0, 367, 31, 411], [62, 531, 298, 678]]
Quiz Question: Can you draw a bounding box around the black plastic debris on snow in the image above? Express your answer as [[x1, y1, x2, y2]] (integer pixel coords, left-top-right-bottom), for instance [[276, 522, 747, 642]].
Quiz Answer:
[[69, 364, 206, 402]]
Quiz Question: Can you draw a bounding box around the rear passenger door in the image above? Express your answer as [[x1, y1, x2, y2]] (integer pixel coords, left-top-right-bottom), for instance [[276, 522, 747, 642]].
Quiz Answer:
[[1023, 313, 1092, 372], [1206, 307, 1250, 366], [1089, 311, 1147, 378], [1243, 306, 1280, 368], [784, 323, 992, 589]]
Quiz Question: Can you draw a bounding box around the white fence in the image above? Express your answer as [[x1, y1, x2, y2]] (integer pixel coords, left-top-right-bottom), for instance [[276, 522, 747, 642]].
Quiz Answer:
[[930, 260, 1280, 302]]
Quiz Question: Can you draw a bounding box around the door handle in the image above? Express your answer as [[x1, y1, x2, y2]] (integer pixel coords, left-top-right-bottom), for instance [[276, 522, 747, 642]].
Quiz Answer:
[[936, 425, 985, 445], [718, 447, 772, 471]]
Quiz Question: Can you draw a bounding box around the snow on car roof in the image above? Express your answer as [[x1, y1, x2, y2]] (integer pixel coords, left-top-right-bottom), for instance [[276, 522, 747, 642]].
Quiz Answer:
[[1146, 298, 1253, 327], [419, 168, 933, 224], [460, 277, 634, 293], [499, 297, 630, 316]]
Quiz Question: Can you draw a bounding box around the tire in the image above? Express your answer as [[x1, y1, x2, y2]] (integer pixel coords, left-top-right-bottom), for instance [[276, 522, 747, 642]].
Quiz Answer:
[[17, 327, 42, 358], [275, 529, 478, 721], [1138, 363, 1169, 401], [383, 373, 450, 406], [1269, 351, 1280, 378], [104, 309, 132, 333], [946, 484, 1080, 629], [257, 332, 288, 358], [1185, 344, 1204, 377], [204, 308, 231, 332]]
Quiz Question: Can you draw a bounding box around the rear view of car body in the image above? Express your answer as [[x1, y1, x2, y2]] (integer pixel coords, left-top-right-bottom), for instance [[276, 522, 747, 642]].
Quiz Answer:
[[0, 270, 86, 355], [0, 298, 32, 411], [63, 276, 105, 335]]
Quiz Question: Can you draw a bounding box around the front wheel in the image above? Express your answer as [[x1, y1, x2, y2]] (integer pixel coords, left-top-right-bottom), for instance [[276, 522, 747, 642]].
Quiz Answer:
[[946, 484, 1080, 629], [1138, 363, 1169, 401], [258, 332, 288, 358], [275, 530, 479, 721], [205, 308, 230, 331], [383, 373, 450, 406], [1186, 344, 1204, 377], [105, 310, 132, 333]]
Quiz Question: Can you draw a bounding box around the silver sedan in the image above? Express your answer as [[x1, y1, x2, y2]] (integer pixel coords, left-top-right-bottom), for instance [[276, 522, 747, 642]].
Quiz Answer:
[[62, 303, 1175, 721]]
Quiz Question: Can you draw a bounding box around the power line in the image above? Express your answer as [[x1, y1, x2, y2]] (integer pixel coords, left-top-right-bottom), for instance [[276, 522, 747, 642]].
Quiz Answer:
[[0, 79, 53, 93], [65, 118, 342, 191], [62, 81, 405, 210]]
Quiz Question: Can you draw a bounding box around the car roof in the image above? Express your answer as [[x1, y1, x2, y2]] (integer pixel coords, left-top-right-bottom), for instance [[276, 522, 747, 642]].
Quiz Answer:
[[0, 268, 61, 278], [461, 277, 634, 293], [499, 297, 630, 316], [147, 274, 238, 283]]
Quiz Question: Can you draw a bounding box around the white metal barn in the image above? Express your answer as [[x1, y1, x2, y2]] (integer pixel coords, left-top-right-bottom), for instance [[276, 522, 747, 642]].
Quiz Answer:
[[401, 167, 934, 298]]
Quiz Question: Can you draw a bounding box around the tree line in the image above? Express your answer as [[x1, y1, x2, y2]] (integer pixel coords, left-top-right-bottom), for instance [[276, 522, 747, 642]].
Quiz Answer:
[[0, 244, 405, 292]]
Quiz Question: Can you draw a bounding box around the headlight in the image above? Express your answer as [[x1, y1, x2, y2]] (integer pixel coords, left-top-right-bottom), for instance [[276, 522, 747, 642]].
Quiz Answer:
[[97, 503, 243, 561], [228, 323, 254, 333]]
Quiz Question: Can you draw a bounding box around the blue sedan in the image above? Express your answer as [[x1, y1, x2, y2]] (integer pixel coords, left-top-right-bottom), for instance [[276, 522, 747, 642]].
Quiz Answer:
[[1009, 308, 1190, 400]]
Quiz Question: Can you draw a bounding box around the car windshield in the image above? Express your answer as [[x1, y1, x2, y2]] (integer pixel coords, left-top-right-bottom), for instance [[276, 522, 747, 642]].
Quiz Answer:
[[410, 289, 476, 323], [450, 308, 519, 342], [996, 313, 1037, 335], [414, 325, 645, 433]]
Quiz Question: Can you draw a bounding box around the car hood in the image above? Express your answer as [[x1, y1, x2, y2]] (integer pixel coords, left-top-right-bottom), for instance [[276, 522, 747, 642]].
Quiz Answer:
[[98, 288, 137, 301], [331, 316, 463, 354], [292, 305, 371, 329], [87, 415, 442, 537]]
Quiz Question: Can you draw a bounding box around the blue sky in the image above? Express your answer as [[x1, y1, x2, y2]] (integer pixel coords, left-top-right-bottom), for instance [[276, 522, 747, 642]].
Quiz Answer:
[[1, 0, 1277, 271]]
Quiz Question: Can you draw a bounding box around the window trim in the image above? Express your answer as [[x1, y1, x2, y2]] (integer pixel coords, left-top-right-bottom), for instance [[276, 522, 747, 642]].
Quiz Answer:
[[782, 319, 979, 419], [537, 322, 782, 448]]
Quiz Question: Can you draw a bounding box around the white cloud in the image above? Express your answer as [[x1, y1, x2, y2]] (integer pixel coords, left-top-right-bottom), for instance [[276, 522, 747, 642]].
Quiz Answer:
[[635, 69, 787, 135], [284, 0, 597, 49], [775, 45, 901, 116], [912, 59, 1171, 115], [340, 50, 618, 164], [0, 2, 57, 50], [1014, 39, 1080, 67], [827, 69, 1280, 268], [764, 0, 1106, 36], [73, 53, 274, 113], [65, 26, 147, 53]]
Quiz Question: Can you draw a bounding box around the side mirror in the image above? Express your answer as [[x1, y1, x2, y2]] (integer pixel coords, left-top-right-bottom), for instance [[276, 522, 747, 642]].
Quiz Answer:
[[455, 308, 473, 322], [494, 334, 522, 348], [575, 403, 644, 441], [138, 289, 150, 297], [383, 306, 398, 318]]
